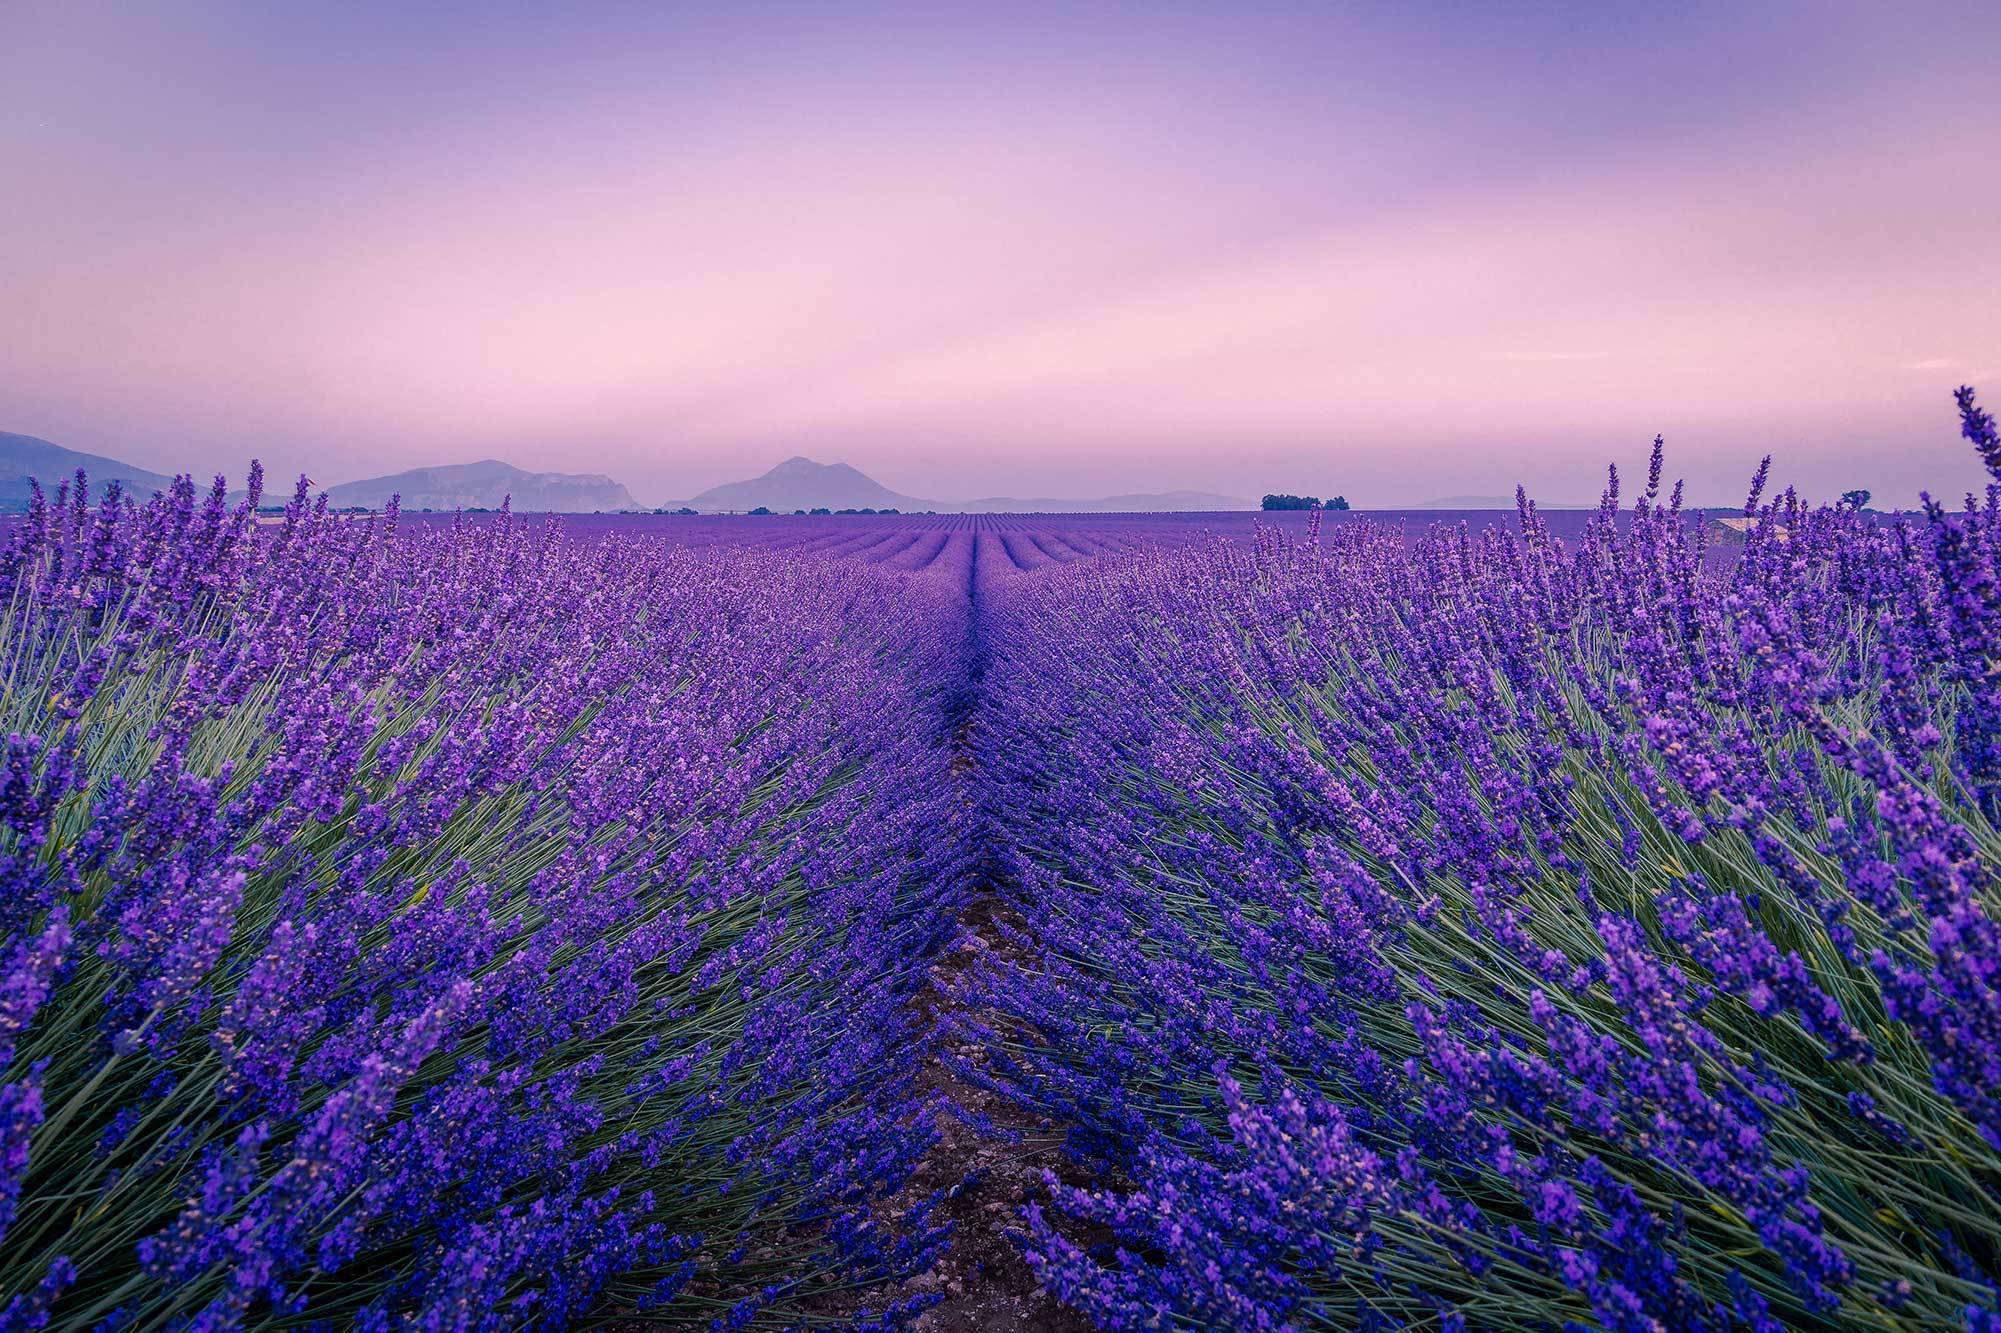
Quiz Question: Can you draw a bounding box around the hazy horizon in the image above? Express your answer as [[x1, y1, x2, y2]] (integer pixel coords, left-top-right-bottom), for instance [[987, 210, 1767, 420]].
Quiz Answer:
[[5, 1, 1999, 510]]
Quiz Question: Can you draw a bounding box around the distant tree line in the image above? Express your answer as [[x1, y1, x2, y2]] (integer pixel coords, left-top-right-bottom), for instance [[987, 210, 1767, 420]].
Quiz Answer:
[[1261, 494, 1349, 511]]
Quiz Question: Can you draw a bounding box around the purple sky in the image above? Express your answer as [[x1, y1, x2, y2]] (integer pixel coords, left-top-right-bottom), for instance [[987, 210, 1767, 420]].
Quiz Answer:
[[5, 1, 1999, 507]]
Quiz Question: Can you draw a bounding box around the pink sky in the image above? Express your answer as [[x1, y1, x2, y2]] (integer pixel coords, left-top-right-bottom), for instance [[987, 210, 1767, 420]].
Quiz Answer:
[[4, 2, 1998, 506]]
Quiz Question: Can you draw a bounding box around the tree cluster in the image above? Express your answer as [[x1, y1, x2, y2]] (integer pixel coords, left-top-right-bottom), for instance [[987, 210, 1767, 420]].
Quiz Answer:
[[1261, 494, 1349, 511]]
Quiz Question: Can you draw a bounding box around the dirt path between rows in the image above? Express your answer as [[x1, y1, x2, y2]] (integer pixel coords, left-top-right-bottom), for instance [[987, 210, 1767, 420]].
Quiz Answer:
[[856, 535, 1091, 1331], [850, 893, 1092, 1332], [644, 532, 1096, 1331]]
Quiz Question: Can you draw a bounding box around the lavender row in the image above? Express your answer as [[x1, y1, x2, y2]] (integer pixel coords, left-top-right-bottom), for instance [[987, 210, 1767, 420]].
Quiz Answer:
[[0, 474, 970, 1329], [962, 397, 2001, 1329], [372, 511, 1658, 574]]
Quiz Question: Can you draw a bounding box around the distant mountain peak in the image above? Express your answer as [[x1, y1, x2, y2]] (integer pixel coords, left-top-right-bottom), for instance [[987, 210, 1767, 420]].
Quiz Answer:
[[690, 457, 922, 512], [679, 456, 1252, 513], [322, 459, 639, 511], [761, 456, 873, 482], [1, 431, 178, 511]]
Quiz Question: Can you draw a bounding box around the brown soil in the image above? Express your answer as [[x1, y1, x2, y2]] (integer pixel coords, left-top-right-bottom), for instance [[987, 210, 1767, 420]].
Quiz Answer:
[[607, 895, 1094, 1331], [841, 897, 1093, 1332], [797, 703, 1094, 1331], [619, 625, 1098, 1329]]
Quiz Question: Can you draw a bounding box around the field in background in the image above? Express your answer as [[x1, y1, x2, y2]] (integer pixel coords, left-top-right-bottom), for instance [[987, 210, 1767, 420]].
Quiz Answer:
[[4, 405, 1999, 1330], [395, 505, 1714, 561]]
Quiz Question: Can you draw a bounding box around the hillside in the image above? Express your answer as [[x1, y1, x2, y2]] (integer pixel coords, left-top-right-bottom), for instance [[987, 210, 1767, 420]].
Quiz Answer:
[[323, 460, 639, 511], [0, 432, 177, 510], [688, 457, 926, 512], [683, 456, 1248, 512]]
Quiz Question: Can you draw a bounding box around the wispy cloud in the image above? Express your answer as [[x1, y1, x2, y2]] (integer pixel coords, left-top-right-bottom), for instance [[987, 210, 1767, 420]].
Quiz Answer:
[[674, 137, 1999, 459], [1907, 357, 1960, 371]]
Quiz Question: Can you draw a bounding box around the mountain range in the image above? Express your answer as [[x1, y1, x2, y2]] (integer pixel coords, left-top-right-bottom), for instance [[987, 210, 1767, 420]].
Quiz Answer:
[[0, 434, 1253, 513], [4, 431, 1466, 514], [687, 457, 922, 511], [0, 432, 177, 509], [320, 460, 638, 511], [0, 434, 639, 512], [680, 456, 1249, 512]]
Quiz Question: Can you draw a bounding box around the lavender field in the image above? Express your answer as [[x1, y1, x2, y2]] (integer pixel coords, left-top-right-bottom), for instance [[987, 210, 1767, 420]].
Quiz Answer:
[[2, 395, 2000, 1331]]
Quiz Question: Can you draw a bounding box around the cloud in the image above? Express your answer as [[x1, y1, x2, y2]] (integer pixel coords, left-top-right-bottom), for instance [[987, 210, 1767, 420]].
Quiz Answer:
[[670, 132, 2000, 453], [1907, 358, 1960, 371]]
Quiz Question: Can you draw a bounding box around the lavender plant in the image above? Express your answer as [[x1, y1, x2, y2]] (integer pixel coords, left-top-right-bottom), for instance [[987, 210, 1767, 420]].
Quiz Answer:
[[963, 395, 2001, 1329], [9, 393, 1999, 1331], [0, 474, 967, 1329]]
